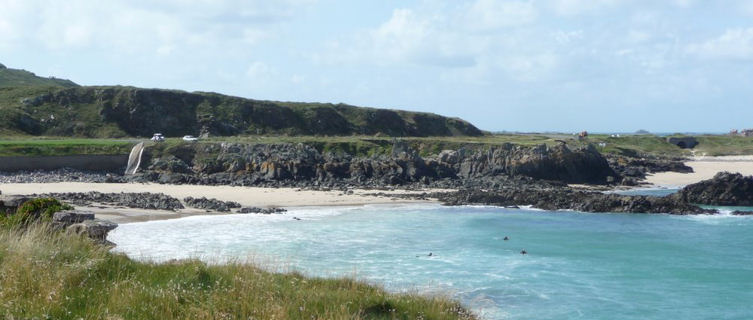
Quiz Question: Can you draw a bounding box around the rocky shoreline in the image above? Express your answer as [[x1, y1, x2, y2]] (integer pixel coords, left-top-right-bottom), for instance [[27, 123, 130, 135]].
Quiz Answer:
[[1, 141, 689, 191], [4, 141, 751, 216]]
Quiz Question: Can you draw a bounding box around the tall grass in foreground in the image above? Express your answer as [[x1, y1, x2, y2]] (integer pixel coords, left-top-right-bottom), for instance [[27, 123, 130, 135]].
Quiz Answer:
[[0, 224, 474, 319]]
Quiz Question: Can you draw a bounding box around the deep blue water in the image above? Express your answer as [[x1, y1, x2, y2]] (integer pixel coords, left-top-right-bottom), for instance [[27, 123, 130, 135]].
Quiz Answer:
[[109, 204, 753, 319]]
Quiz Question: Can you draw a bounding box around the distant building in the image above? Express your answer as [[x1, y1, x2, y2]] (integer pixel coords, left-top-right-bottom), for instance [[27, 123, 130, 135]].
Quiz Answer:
[[741, 129, 753, 137], [667, 137, 698, 149]]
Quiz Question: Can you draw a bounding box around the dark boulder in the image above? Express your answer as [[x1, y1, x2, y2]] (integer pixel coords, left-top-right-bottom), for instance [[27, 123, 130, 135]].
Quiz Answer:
[[677, 172, 753, 206], [437, 187, 713, 215], [184, 197, 241, 212]]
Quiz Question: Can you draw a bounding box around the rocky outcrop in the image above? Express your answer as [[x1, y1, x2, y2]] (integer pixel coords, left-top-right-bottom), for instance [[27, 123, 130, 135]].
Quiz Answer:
[[40, 192, 184, 211], [606, 154, 692, 185], [52, 210, 117, 245], [237, 207, 287, 214], [0, 195, 31, 213], [0, 168, 122, 184], [184, 197, 241, 212], [133, 141, 617, 187], [440, 144, 617, 184], [677, 172, 753, 206], [437, 188, 714, 215], [67, 219, 118, 245]]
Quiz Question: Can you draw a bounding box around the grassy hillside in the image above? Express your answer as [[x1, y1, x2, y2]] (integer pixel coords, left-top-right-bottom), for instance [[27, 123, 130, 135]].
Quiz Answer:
[[0, 64, 78, 88], [0, 85, 483, 138], [0, 224, 473, 319]]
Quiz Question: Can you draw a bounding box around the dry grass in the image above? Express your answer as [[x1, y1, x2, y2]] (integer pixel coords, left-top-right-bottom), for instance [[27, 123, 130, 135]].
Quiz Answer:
[[0, 224, 474, 319]]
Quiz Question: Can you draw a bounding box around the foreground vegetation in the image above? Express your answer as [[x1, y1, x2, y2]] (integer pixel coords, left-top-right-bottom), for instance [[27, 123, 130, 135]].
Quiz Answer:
[[0, 199, 473, 319]]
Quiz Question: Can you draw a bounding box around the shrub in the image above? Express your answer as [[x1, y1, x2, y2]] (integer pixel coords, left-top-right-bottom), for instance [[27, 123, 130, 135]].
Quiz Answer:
[[0, 198, 72, 229]]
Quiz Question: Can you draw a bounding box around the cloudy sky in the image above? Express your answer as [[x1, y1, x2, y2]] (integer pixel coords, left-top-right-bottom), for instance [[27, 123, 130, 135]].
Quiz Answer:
[[2, 0, 752, 133]]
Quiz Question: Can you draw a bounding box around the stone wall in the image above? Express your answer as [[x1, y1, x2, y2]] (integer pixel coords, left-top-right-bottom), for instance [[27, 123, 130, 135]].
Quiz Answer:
[[0, 155, 128, 172]]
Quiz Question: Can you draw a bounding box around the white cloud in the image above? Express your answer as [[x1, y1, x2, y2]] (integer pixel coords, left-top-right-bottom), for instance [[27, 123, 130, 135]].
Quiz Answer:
[[554, 30, 583, 44], [550, 0, 622, 15], [465, 0, 537, 30], [0, 0, 310, 53], [688, 28, 753, 60]]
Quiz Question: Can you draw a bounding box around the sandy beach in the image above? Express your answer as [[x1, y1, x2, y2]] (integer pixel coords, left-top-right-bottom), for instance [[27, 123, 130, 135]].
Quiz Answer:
[[0, 182, 442, 223], [645, 156, 753, 187]]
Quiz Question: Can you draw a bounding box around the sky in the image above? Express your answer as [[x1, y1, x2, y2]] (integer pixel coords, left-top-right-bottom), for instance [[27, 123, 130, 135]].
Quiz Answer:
[[1, 0, 752, 133]]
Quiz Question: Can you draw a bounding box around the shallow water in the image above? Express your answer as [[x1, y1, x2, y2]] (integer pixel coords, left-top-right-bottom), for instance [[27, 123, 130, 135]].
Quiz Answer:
[[109, 204, 753, 319], [610, 187, 679, 197]]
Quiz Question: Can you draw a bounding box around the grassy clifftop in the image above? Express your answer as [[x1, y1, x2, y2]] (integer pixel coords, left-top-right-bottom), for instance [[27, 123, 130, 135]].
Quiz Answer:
[[0, 84, 483, 138], [0, 64, 78, 88], [0, 224, 473, 319]]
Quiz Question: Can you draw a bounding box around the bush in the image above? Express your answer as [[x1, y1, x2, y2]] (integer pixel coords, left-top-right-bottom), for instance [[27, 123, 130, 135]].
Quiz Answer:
[[0, 198, 72, 229]]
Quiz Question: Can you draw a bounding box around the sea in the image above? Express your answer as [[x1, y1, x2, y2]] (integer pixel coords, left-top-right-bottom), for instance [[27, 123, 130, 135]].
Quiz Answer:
[[108, 189, 753, 320]]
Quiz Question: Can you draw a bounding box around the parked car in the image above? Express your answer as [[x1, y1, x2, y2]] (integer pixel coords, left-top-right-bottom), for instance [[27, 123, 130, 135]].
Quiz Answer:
[[182, 135, 198, 142], [150, 133, 165, 142]]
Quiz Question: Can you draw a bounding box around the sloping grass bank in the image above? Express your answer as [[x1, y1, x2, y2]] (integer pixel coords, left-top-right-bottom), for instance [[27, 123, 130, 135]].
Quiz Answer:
[[0, 224, 473, 319]]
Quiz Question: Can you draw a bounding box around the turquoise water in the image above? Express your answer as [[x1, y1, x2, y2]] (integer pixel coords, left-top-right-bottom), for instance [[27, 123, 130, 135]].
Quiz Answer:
[[109, 205, 753, 319], [612, 188, 679, 197]]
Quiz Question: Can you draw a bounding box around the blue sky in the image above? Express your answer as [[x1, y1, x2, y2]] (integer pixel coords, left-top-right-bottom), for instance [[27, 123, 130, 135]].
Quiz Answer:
[[1, 0, 752, 133]]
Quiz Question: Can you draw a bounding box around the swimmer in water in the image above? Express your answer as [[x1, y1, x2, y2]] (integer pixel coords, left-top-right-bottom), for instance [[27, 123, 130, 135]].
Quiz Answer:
[[520, 250, 527, 255], [503, 236, 509, 241]]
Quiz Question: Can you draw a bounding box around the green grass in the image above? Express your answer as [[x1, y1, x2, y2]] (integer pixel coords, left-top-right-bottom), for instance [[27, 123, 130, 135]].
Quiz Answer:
[[0, 224, 474, 319], [1, 133, 752, 159], [0, 66, 78, 88], [0, 138, 134, 157], [692, 135, 753, 156]]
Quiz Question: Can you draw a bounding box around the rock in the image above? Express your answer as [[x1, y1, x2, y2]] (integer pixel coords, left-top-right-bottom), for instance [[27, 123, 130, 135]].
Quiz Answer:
[[436, 187, 714, 215], [40, 192, 184, 211], [184, 197, 241, 212], [677, 172, 753, 206], [606, 154, 692, 181], [52, 210, 95, 229], [0, 195, 32, 212], [237, 207, 287, 214], [67, 219, 118, 244]]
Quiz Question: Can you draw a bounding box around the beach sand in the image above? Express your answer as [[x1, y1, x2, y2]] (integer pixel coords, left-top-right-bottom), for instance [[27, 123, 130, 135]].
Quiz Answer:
[[645, 155, 753, 187], [0, 182, 443, 223]]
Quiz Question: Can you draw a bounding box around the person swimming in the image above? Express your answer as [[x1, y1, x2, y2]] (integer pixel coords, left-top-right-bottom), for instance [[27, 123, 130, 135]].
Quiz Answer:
[[503, 236, 509, 241], [520, 249, 527, 255], [428, 252, 433, 256]]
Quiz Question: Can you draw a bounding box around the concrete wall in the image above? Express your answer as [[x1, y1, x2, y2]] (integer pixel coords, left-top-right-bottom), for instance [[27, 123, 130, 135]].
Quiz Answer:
[[0, 155, 129, 172], [667, 137, 699, 149]]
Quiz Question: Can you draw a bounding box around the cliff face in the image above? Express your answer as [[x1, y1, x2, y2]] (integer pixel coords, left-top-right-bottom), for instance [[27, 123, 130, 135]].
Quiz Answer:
[[4, 86, 483, 138], [438, 143, 617, 184], [134, 141, 617, 186]]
